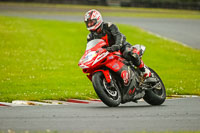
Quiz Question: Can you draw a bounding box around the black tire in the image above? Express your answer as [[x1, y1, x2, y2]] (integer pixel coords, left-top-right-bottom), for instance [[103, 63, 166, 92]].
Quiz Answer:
[[92, 71, 121, 107], [143, 68, 166, 105]]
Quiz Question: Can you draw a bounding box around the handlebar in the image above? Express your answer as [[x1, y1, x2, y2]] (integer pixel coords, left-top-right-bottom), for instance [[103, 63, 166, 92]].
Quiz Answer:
[[105, 47, 113, 52]]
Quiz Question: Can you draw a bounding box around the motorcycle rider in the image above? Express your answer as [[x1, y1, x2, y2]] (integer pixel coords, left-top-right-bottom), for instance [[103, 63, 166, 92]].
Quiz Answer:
[[84, 9, 151, 78]]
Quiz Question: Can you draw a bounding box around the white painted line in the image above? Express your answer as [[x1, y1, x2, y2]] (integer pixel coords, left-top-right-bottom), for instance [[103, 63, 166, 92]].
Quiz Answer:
[[42, 100, 69, 105], [0, 102, 11, 107], [12, 100, 51, 106], [0, 102, 28, 107], [0, 96, 197, 107]]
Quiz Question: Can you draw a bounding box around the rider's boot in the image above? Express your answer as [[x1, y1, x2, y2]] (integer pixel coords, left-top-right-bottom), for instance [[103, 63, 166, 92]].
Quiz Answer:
[[138, 60, 151, 78]]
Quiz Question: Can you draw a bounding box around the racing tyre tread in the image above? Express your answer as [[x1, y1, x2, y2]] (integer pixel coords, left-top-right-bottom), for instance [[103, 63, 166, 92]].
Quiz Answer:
[[143, 68, 166, 105], [92, 71, 121, 107]]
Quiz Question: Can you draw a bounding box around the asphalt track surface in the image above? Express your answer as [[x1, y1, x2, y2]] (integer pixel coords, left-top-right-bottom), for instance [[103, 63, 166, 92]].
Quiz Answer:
[[0, 5, 200, 132], [0, 98, 200, 132]]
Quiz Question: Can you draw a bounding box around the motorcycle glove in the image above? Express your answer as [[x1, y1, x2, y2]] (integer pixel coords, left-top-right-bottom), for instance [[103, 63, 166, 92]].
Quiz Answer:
[[111, 44, 121, 51]]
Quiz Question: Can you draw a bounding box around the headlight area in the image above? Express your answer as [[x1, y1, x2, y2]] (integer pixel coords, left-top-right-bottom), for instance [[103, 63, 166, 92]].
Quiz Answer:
[[81, 51, 97, 63]]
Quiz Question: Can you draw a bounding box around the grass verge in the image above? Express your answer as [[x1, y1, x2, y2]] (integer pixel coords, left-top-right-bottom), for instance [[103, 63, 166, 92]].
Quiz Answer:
[[0, 16, 199, 102]]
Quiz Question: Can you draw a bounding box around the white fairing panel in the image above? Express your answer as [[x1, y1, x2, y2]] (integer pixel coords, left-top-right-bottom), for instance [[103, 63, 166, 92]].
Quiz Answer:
[[92, 51, 109, 66]]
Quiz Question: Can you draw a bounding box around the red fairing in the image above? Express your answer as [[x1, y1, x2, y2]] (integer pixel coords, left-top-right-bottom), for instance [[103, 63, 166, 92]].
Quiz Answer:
[[78, 39, 108, 74], [86, 69, 111, 83], [87, 74, 92, 81], [121, 70, 130, 85], [78, 39, 125, 83], [101, 34, 109, 46], [93, 70, 111, 83], [105, 59, 124, 72]]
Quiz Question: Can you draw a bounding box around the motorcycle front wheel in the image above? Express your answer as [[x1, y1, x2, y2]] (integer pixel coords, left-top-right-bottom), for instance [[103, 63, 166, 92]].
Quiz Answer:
[[92, 71, 121, 107]]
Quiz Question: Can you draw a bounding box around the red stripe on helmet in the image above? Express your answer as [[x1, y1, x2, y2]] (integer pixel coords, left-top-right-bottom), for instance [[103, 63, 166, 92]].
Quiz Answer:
[[89, 11, 94, 20]]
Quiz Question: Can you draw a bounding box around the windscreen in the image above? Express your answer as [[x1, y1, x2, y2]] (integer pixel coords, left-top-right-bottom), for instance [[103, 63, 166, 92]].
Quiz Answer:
[[86, 39, 104, 50]]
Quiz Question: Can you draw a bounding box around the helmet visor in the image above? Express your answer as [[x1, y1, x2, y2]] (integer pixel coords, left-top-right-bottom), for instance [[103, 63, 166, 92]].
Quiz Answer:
[[85, 19, 97, 28]]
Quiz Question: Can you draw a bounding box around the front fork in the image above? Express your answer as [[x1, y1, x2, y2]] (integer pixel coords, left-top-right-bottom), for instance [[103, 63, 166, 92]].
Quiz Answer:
[[88, 70, 115, 88]]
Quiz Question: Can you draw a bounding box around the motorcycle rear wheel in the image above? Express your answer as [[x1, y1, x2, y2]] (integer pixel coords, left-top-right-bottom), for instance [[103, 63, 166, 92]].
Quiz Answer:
[[92, 71, 121, 107], [143, 68, 166, 105]]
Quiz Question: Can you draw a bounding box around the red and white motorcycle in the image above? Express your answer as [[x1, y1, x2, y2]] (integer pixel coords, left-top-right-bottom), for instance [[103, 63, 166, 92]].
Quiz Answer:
[[78, 39, 166, 107]]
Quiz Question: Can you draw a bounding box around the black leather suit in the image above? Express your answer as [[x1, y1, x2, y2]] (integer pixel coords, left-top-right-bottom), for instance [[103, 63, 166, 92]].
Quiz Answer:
[[87, 22, 142, 67]]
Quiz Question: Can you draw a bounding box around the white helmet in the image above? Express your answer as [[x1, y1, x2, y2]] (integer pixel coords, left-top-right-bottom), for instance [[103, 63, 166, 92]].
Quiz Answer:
[[84, 9, 103, 31]]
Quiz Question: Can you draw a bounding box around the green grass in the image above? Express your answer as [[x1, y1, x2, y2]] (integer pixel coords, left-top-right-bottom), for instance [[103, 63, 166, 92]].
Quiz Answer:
[[0, 16, 199, 102], [0, 2, 200, 19]]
